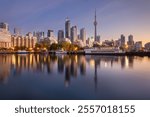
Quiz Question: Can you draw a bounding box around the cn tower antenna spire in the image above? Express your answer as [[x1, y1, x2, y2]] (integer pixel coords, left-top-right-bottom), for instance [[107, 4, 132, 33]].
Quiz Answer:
[[95, 9, 97, 20], [94, 9, 97, 42]]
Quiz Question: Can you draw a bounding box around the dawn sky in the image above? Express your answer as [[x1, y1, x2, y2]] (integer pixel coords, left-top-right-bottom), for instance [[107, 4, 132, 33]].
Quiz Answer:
[[0, 0, 150, 44]]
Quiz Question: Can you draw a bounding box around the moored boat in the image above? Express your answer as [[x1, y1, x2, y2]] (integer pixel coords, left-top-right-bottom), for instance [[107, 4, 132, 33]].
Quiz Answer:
[[16, 50, 29, 54], [55, 50, 67, 54], [84, 47, 125, 55]]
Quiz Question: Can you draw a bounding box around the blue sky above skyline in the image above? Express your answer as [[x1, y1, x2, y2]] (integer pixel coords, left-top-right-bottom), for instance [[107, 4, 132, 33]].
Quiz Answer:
[[0, 0, 150, 43]]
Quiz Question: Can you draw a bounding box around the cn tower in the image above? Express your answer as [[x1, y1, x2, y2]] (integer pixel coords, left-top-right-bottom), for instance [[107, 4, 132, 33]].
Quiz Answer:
[[94, 10, 97, 42]]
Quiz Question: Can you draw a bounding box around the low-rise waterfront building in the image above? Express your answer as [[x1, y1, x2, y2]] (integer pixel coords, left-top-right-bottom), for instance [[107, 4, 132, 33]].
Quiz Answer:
[[86, 37, 94, 47], [11, 32, 37, 48], [102, 40, 114, 47], [73, 39, 85, 47], [134, 41, 142, 52], [0, 23, 11, 48], [145, 42, 150, 51]]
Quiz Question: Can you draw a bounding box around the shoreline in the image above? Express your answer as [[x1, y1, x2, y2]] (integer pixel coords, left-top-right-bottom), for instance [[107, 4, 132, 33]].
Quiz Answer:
[[0, 51, 150, 56], [83, 52, 150, 56]]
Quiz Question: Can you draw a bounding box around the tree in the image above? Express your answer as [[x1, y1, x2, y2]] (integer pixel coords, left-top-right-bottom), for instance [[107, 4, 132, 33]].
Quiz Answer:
[[69, 44, 80, 51], [50, 43, 58, 50], [35, 43, 42, 48], [61, 42, 71, 51]]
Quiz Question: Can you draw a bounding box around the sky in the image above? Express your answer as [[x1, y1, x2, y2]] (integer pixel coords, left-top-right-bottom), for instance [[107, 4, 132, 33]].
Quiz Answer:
[[0, 0, 150, 44]]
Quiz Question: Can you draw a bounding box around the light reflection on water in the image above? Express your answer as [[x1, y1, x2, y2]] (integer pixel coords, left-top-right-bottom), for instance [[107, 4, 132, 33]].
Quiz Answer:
[[0, 54, 150, 100]]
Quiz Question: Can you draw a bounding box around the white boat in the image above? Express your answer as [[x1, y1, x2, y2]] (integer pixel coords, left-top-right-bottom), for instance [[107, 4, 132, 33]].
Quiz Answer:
[[84, 47, 125, 54], [55, 50, 67, 54]]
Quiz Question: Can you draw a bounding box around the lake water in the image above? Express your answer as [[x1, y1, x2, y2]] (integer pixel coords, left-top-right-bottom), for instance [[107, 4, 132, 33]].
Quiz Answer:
[[0, 54, 150, 100]]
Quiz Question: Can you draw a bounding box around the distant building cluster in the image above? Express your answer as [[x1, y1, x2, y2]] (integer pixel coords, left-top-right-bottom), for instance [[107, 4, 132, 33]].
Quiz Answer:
[[33, 18, 88, 47], [0, 22, 37, 49], [99, 34, 147, 52], [0, 9, 150, 52], [64, 18, 87, 47], [0, 11, 100, 49]]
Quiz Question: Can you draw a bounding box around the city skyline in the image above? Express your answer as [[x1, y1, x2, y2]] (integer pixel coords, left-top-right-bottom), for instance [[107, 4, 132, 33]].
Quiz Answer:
[[0, 0, 150, 44]]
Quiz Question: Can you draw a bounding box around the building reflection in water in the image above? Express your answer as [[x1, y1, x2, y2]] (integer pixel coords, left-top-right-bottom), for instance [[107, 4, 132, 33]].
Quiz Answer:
[[0, 55, 11, 84], [0, 54, 147, 87]]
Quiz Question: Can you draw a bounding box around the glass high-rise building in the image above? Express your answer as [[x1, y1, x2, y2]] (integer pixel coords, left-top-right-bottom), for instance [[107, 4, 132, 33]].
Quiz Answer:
[[120, 34, 125, 46], [80, 28, 86, 44], [71, 26, 77, 43], [58, 30, 64, 42], [128, 35, 134, 46], [65, 18, 71, 39]]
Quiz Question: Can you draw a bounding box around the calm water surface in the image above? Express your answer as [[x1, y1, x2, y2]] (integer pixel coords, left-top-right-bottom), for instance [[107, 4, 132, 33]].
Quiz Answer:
[[0, 54, 150, 100]]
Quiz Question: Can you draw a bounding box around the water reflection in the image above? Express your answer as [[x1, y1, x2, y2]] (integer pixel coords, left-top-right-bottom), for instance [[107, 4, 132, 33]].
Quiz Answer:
[[1, 54, 150, 99], [0, 54, 149, 85]]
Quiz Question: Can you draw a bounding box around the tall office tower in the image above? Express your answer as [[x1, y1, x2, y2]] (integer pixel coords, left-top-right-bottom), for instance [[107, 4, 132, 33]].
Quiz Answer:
[[65, 18, 71, 39], [47, 30, 54, 37], [58, 30, 64, 42], [0, 22, 9, 31], [94, 10, 97, 42], [127, 35, 134, 46], [120, 34, 125, 46], [71, 26, 77, 43], [80, 28, 86, 44], [42, 32, 45, 37]]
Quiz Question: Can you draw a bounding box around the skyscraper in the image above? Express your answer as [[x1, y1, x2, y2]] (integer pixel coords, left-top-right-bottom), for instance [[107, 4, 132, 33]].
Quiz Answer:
[[65, 18, 71, 39], [94, 10, 97, 42], [71, 26, 77, 43], [80, 28, 86, 44], [127, 35, 134, 46], [47, 30, 54, 37], [58, 30, 64, 42], [120, 34, 125, 47]]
